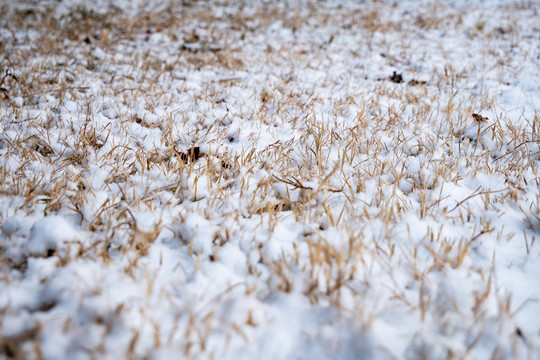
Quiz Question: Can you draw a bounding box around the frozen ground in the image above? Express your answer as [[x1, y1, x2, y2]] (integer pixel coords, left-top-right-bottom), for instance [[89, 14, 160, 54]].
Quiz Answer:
[[1, 0, 539, 358]]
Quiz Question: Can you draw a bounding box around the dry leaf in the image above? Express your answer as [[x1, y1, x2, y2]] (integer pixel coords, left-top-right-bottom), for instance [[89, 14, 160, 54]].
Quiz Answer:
[[389, 71, 403, 83], [472, 113, 488, 123]]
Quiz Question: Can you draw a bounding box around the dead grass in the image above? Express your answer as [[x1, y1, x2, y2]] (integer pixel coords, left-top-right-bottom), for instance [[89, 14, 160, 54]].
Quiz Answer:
[[1, 0, 539, 358]]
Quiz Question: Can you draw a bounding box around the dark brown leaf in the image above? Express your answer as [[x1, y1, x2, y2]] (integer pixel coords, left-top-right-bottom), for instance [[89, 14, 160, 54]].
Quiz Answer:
[[472, 113, 488, 123], [389, 71, 403, 83]]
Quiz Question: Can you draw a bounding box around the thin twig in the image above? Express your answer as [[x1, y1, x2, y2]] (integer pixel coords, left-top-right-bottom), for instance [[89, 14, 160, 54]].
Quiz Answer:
[[448, 187, 509, 213], [493, 140, 540, 161]]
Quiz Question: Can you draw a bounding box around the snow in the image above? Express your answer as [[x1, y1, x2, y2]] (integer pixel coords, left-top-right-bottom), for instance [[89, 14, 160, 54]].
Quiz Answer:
[[26, 216, 80, 256], [1, 0, 539, 358]]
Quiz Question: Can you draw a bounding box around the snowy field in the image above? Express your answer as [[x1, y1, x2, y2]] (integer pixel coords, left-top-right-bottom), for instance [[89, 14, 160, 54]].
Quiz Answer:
[[1, 0, 539, 358]]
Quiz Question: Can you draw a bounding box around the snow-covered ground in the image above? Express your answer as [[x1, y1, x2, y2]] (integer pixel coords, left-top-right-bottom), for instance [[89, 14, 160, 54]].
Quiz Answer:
[[1, 0, 539, 358]]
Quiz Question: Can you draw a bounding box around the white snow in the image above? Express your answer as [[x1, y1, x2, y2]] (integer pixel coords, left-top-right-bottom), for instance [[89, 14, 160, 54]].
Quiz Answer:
[[1, 0, 539, 359], [26, 216, 80, 256]]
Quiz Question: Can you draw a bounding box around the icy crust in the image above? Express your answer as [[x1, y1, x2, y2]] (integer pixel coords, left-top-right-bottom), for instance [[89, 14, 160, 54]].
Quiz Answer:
[[1, 0, 540, 359]]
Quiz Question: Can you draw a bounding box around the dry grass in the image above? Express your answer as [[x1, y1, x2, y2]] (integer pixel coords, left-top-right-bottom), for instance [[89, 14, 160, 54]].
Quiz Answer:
[[1, 0, 539, 358]]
